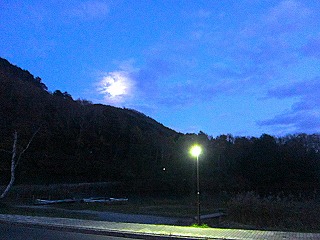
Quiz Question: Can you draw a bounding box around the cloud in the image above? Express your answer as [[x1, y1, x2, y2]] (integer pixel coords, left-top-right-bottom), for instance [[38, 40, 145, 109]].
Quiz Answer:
[[96, 1, 318, 113], [68, 1, 109, 19], [196, 0, 315, 102], [302, 35, 320, 59], [262, 0, 312, 34], [259, 77, 320, 134], [292, 98, 320, 112], [95, 59, 182, 108], [176, 1, 313, 99], [258, 111, 320, 134], [96, 69, 135, 105], [0, 2, 58, 59], [142, 75, 257, 108], [133, 59, 175, 94], [97, 58, 233, 109], [266, 78, 320, 99], [236, 0, 312, 65]]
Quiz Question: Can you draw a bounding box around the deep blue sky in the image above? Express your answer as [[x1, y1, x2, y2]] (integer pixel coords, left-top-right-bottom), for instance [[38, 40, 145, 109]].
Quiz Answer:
[[1, 0, 320, 137]]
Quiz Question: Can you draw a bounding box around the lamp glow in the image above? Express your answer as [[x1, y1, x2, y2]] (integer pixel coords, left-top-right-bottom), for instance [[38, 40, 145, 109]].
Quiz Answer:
[[190, 145, 202, 157]]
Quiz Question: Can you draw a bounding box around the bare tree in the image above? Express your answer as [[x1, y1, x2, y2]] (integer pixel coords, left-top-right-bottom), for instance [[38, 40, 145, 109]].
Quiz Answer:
[[0, 128, 39, 199]]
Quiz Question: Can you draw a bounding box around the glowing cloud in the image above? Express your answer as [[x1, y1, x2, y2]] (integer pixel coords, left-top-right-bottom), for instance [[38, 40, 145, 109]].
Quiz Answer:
[[97, 70, 134, 105]]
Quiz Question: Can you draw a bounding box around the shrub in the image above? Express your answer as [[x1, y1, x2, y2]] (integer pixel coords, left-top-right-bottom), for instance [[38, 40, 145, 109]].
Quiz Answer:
[[227, 192, 320, 231]]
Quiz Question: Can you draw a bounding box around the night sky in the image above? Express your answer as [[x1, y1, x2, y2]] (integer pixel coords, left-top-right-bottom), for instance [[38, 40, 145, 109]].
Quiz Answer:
[[1, 0, 320, 136]]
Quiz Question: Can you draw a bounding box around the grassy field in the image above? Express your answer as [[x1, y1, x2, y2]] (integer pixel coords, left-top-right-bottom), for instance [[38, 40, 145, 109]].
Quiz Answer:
[[0, 202, 100, 220], [1, 183, 320, 232], [51, 195, 224, 218]]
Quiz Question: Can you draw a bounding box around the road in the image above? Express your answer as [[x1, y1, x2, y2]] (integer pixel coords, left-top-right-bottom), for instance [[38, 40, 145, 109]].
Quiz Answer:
[[0, 223, 136, 240]]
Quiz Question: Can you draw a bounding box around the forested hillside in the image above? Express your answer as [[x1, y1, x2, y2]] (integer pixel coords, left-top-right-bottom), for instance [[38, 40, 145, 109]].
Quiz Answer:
[[1, 57, 320, 195], [0, 57, 181, 187]]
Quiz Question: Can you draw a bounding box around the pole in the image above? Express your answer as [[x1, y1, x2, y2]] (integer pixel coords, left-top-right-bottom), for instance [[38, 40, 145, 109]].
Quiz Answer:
[[196, 155, 200, 225]]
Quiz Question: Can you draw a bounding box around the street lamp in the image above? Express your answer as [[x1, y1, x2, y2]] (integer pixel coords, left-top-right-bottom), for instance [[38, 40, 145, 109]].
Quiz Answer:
[[190, 145, 202, 225]]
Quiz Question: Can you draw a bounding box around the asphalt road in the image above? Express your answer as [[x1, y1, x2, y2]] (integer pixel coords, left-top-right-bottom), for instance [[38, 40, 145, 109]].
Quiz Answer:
[[0, 223, 136, 240]]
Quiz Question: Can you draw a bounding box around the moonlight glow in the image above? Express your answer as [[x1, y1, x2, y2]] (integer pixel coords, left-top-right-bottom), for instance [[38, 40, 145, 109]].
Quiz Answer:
[[97, 71, 134, 104]]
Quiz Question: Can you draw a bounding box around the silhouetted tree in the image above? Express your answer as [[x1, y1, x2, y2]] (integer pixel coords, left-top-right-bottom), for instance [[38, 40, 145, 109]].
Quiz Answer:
[[0, 129, 39, 199]]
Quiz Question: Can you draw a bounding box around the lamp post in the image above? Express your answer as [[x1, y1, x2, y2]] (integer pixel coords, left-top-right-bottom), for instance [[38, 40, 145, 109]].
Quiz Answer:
[[190, 145, 202, 225]]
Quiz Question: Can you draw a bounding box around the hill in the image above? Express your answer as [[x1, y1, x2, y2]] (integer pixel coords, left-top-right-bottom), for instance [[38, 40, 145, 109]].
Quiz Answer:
[[0, 57, 183, 187]]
